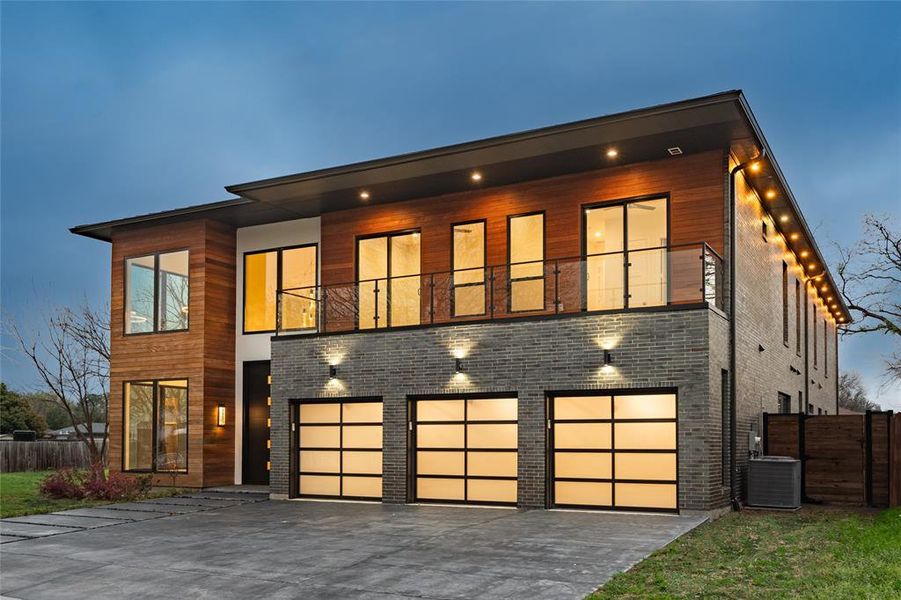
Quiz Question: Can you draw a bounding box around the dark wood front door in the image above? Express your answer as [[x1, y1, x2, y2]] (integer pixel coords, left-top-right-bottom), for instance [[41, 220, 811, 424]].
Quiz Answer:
[[243, 361, 271, 485]]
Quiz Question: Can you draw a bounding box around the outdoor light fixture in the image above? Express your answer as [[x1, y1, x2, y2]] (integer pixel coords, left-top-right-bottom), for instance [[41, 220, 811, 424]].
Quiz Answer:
[[800, 250, 809, 258], [359, 190, 370, 200], [808, 263, 817, 270], [766, 190, 777, 200], [779, 215, 789, 223], [470, 171, 482, 182], [217, 405, 226, 427], [790, 233, 799, 241], [603, 349, 613, 366], [329, 365, 338, 379], [455, 358, 465, 374], [750, 162, 761, 173], [606, 148, 618, 158]]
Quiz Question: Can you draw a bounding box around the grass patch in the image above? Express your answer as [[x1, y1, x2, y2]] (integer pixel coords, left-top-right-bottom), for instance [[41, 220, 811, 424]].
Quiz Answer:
[[588, 507, 901, 600], [0, 470, 180, 518]]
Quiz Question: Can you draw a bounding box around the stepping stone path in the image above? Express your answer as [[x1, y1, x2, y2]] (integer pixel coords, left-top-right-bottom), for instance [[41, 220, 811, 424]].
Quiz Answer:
[[0, 489, 267, 544]]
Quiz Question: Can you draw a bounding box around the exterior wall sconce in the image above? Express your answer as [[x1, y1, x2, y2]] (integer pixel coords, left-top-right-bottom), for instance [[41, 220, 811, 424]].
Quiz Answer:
[[455, 358, 465, 374], [603, 350, 613, 366], [329, 365, 338, 379], [216, 405, 226, 427]]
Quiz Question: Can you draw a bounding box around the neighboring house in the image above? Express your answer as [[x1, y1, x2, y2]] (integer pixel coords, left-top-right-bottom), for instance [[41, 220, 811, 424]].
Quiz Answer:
[[50, 423, 108, 442], [71, 91, 845, 514]]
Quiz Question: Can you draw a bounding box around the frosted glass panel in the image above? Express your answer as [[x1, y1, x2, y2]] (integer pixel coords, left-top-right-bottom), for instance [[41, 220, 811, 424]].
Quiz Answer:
[[554, 452, 611, 479], [554, 423, 611, 449], [342, 425, 382, 448], [467, 398, 517, 421], [417, 400, 464, 422], [343, 402, 382, 423], [299, 403, 340, 423], [615, 453, 676, 481], [299, 450, 340, 473], [555, 481, 612, 506], [342, 476, 382, 498], [299, 426, 340, 448], [510, 278, 544, 312], [342, 451, 382, 474], [615, 483, 677, 509], [418, 477, 465, 500], [417, 424, 464, 448], [467, 424, 517, 449], [629, 248, 667, 307], [467, 451, 517, 477], [417, 451, 465, 476], [614, 394, 676, 420], [454, 285, 485, 317], [299, 475, 340, 496], [614, 422, 676, 450], [554, 396, 611, 420], [468, 479, 517, 503]]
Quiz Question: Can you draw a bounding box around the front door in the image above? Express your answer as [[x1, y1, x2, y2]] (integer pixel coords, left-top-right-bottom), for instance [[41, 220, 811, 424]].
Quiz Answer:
[[243, 361, 271, 485]]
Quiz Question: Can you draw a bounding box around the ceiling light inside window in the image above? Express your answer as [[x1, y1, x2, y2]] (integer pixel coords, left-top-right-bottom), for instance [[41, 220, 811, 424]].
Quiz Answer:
[[470, 171, 482, 182], [359, 191, 370, 200], [606, 149, 618, 158]]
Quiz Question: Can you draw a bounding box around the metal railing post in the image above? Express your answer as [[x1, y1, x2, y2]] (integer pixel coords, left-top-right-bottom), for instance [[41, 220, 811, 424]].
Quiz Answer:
[[320, 287, 327, 333], [489, 266, 495, 319], [429, 274, 435, 324], [554, 260, 560, 313], [373, 279, 380, 329]]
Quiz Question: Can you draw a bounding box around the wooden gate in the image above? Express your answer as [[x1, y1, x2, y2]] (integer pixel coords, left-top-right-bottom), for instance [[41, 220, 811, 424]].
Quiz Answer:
[[763, 411, 895, 507]]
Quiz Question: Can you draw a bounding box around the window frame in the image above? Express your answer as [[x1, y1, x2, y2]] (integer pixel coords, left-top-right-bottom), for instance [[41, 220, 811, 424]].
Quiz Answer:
[[354, 229, 422, 329], [795, 278, 802, 356], [123, 249, 190, 336], [450, 219, 488, 318], [581, 194, 671, 311], [122, 378, 189, 474], [242, 243, 319, 335], [812, 303, 818, 369], [506, 211, 547, 314], [777, 392, 792, 414], [782, 262, 789, 346]]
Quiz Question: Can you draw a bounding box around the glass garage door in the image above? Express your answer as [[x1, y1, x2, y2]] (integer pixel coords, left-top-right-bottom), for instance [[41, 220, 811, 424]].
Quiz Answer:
[[412, 396, 518, 505], [549, 393, 677, 512], [297, 399, 382, 500]]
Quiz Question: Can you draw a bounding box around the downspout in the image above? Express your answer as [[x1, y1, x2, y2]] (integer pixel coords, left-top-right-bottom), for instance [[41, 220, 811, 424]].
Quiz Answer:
[[727, 148, 766, 510]]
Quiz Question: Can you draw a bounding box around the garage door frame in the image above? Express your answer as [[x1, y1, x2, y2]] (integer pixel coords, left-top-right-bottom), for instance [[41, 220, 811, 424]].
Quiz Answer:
[[289, 396, 383, 501], [546, 388, 679, 513], [407, 392, 519, 507]]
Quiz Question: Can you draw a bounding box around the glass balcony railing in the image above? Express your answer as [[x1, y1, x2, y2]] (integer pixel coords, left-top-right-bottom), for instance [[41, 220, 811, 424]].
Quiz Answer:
[[277, 242, 724, 335]]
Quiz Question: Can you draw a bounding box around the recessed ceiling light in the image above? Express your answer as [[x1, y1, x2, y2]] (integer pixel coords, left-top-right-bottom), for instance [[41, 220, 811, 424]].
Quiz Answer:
[[780, 215, 789, 223], [750, 162, 762, 173], [359, 191, 370, 200], [470, 171, 482, 182], [767, 190, 777, 200], [808, 263, 817, 270], [821, 285, 828, 291], [800, 250, 809, 258], [790, 233, 799, 241], [606, 148, 618, 158], [827, 296, 833, 302]]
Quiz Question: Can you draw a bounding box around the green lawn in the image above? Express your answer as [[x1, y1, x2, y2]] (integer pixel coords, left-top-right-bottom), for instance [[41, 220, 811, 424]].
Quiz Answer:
[[588, 507, 901, 600], [0, 470, 179, 518]]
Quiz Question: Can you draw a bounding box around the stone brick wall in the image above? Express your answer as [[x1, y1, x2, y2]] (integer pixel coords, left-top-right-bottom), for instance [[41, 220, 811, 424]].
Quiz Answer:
[[270, 307, 728, 511]]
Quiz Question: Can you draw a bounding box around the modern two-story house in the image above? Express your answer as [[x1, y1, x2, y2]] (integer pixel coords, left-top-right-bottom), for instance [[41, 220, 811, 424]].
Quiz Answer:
[[72, 91, 846, 514]]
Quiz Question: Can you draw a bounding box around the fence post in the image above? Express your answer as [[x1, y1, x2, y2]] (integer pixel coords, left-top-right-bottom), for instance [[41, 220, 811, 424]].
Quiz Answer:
[[762, 412, 769, 455], [799, 412, 807, 503], [865, 410, 873, 507]]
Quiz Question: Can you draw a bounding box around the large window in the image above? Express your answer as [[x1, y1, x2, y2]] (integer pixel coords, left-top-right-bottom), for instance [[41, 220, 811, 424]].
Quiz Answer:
[[357, 231, 420, 329], [452, 221, 486, 317], [244, 244, 317, 333], [584, 197, 668, 310], [508, 212, 545, 312], [812, 304, 818, 368], [125, 250, 189, 334], [782, 262, 789, 346], [124, 379, 188, 472], [795, 279, 802, 356]]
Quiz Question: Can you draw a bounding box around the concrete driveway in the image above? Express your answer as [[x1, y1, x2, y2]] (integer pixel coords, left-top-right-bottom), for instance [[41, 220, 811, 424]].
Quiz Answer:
[[1, 495, 704, 599]]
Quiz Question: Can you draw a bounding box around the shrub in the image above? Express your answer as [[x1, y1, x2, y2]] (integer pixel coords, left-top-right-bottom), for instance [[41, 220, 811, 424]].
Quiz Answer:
[[40, 466, 153, 501]]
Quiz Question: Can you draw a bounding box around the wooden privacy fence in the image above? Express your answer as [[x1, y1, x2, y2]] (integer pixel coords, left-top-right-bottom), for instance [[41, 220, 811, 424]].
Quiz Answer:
[[0, 440, 94, 472], [763, 411, 898, 507]]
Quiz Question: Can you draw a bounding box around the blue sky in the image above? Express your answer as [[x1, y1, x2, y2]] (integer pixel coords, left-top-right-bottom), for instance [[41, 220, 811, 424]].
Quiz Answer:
[[2, 2, 899, 408]]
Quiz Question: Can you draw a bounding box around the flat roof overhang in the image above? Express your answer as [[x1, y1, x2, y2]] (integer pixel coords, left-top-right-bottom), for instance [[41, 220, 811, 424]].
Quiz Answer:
[[69, 90, 850, 321]]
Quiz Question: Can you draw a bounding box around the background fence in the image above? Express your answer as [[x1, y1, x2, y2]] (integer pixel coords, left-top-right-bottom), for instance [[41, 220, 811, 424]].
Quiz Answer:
[[763, 411, 898, 507], [0, 440, 94, 472]]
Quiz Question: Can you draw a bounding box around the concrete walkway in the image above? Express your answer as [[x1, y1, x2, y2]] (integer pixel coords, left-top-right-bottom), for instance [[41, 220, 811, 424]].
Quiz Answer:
[[0, 499, 705, 599]]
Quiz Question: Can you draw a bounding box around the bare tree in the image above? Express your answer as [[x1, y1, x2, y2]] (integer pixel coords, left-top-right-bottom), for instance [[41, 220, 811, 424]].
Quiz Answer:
[[7, 301, 110, 466], [835, 215, 900, 384], [838, 371, 881, 412]]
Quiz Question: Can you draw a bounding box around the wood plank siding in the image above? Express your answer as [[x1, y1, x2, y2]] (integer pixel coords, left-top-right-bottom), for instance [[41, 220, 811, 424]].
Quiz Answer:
[[109, 219, 236, 487], [321, 150, 726, 286]]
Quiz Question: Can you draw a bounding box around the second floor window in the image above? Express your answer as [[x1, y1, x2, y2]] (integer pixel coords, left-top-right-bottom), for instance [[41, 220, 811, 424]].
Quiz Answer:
[[357, 231, 420, 329], [125, 250, 189, 334], [778, 392, 792, 414], [508, 212, 545, 312], [452, 221, 486, 317], [782, 262, 789, 345], [813, 304, 818, 368], [244, 245, 317, 333], [795, 279, 802, 355]]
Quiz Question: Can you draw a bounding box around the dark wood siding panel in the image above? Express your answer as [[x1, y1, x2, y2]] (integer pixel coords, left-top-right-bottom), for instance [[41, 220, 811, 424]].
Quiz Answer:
[[321, 150, 725, 287], [109, 219, 235, 488]]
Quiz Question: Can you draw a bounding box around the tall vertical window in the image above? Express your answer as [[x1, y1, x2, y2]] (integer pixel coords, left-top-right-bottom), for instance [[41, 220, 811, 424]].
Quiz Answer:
[[585, 197, 668, 310], [782, 262, 789, 345], [124, 379, 188, 472], [508, 212, 545, 312], [778, 392, 792, 414], [244, 245, 317, 333], [125, 250, 189, 334], [795, 279, 802, 355], [812, 304, 818, 368], [452, 221, 486, 317], [824, 319, 828, 377], [357, 232, 420, 329]]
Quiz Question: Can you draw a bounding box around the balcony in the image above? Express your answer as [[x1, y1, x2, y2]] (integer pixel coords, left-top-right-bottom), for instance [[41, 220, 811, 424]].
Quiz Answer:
[[277, 242, 723, 335]]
